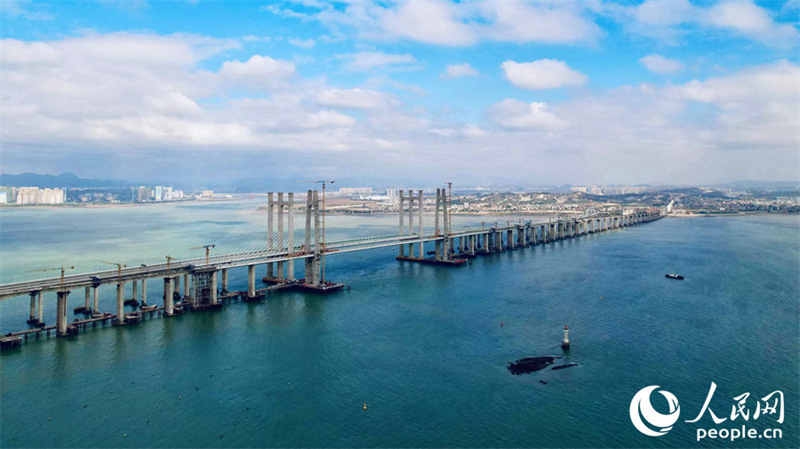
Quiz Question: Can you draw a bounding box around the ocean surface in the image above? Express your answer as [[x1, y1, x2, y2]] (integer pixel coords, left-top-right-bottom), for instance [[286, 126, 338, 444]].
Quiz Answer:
[[1, 200, 798, 448]]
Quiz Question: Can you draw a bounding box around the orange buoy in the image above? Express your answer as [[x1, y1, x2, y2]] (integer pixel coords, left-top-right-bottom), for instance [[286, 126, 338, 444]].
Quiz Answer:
[[363, 403, 367, 410]]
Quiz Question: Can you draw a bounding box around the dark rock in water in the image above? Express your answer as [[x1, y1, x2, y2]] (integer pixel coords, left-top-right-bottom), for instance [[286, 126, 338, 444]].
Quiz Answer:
[[551, 363, 580, 371], [507, 356, 562, 375], [539, 380, 548, 385]]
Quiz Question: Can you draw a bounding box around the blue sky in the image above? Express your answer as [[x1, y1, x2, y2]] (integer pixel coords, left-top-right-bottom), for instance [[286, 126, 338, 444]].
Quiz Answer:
[[1, 0, 798, 187]]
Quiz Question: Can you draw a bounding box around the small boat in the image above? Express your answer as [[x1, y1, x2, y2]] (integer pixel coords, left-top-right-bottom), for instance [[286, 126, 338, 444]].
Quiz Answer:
[[665, 273, 684, 280]]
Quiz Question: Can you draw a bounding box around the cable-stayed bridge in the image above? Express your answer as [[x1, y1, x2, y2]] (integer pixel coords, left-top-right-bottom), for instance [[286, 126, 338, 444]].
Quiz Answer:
[[0, 188, 663, 348]]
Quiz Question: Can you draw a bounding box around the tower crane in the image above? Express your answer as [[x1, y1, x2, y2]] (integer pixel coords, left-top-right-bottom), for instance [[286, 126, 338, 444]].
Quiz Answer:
[[25, 265, 74, 291], [189, 244, 215, 265]]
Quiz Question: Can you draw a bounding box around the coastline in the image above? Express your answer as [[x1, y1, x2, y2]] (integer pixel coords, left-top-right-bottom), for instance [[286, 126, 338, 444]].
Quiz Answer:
[[0, 197, 240, 210]]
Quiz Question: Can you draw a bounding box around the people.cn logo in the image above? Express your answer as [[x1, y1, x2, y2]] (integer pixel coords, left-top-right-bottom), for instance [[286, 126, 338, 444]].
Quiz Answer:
[[630, 385, 681, 436]]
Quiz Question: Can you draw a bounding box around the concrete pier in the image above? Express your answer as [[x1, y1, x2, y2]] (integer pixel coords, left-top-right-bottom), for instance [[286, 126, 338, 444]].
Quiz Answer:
[[139, 281, 146, 306], [277, 192, 285, 281], [417, 190, 424, 258], [163, 277, 176, 316], [287, 192, 295, 280], [267, 192, 275, 279], [113, 282, 125, 325], [56, 290, 74, 337], [221, 269, 228, 294], [28, 291, 36, 324], [248, 265, 256, 298], [37, 291, 43, 324], [304, 190, 313, 281], [210, 270, 218, 305], [398, 190, 405, 257]]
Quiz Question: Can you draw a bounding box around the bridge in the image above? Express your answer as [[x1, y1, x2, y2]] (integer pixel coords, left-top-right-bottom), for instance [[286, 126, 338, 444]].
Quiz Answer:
[[0, 188, 663, 348]]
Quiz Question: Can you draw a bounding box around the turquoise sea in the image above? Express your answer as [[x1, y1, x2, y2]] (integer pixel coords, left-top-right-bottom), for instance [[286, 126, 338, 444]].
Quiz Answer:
[[0, 201, 798, 448]]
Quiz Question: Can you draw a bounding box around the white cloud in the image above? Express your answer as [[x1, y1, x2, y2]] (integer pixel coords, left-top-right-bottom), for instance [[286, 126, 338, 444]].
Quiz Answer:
[[639, 54, 684, 75], [288, 37, 315, 48], [316, 88, 395, 110], [218, 55, 296, 89], [440, 63, 479, 79], [335, 51, 418, 71], [381, 0, 476, 46], [487, 99, 567, 131], [501, 59, 588, 90], [607, 0, 798, 46], [476, 2, 601, 43], [706, 0, 797, 44], [273, 0, 599, 46], [2, 31, 797, 185]]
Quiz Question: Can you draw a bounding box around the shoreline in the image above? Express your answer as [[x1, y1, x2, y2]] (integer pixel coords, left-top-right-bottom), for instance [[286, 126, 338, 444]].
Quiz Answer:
[[0, 197, 240, 210]]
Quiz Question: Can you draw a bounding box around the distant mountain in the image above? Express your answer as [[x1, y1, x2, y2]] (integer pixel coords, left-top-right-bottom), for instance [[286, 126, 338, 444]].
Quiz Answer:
[[0, 172, 128, 188]]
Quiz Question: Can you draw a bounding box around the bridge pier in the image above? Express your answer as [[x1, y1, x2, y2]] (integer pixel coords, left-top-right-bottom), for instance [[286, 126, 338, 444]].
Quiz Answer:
[[398, 190, 405, 257], [113, 282, 126, 326], [56, 290, 74, 337], [210, 271, 218, 305], [163, 277, 177, 316], [190, 268, 222, 308], [277, 192, 285, 282], [287, 192, 295, 280], [267, 192, 275, 279], [304, 190, 313, 281], [417, 190, 424, 258], [27, 291, 41, 325], [407, 189, 415, 256], [311, 190, 321, 286], [221, 269, 228, 294], [183, 274, 189, 299], [248, 265, 256, 298], [139, 281, 146, 306]]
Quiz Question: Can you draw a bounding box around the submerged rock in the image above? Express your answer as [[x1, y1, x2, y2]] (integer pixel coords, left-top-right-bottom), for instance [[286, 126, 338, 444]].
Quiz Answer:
[[507, 356, 562, 375]]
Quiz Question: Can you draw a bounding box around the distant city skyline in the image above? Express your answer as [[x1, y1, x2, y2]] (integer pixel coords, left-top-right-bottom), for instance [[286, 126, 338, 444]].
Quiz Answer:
[[1, 1, 798, 186]]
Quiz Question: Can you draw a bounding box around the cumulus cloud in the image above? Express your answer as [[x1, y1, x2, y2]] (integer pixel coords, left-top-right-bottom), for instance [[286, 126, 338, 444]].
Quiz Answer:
[[639, 54, 684, 74], [607, 0, 798, 46], [440, 63, 479, 79], [487, 99, 567, 131], [316, 88, 395, 110], [271, 0, 599, 46], [2, 31, 797, 186], [288, 37, 315, 48], [218, 55, 296, 89], [501, 59, 588, 90], [335, 51, 418, 71]]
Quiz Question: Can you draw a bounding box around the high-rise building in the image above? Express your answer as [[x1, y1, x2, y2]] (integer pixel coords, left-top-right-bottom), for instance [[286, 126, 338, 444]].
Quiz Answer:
[[137, 186, 153, 202], [338, 187, 373, 195], [13, 187, 65, 205]]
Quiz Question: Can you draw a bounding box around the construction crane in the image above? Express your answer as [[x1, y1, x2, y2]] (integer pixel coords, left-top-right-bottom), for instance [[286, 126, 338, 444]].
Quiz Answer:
[[297, 180, 335, 283], [189, 244, 215, 265], [165, 255, 176, 275], [100, 261, 126, 277], [25, 265, 74, 291]]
